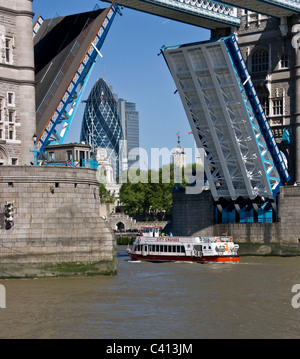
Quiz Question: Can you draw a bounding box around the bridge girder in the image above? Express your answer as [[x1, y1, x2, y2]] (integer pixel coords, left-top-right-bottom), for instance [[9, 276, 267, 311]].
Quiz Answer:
[[104, 0, 240, 29], [103, 0, 299, 30], [221, 0, 300, 18]]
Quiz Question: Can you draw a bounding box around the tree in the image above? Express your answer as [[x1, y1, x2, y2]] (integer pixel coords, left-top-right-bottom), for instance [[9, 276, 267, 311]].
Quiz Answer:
[[99, 183, 115, 204], [119, 165, 178, 217], [119, 161, 204, 218]]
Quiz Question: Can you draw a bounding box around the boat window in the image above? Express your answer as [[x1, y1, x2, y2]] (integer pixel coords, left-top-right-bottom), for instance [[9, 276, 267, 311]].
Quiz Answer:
[[168, 246, 172, 253], [172, 245, 176, 252], [176, 246, 181, 253], [160, 245, 164, 252], [181, 246, 185, 253]]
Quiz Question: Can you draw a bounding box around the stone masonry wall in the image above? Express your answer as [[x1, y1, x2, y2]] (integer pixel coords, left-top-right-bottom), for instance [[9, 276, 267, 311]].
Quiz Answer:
[[172, 186, 300, 255], [0, 166, 117, 277], [172, 189, 215, 237]]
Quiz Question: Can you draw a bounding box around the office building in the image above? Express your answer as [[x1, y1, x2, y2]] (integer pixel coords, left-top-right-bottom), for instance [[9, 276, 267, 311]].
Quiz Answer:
[[118, 99, 140, 170], [80, 78, 124, 179]]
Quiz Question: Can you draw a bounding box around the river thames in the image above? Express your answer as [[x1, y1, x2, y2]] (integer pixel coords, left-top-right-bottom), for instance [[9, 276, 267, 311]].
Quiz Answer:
[[0, 245, 300, 339]]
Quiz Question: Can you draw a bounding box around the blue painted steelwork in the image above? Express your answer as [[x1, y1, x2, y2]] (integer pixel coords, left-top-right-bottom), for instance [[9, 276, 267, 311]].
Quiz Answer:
[[49, 65, 95, 146], [221, 203, 235, 224], [224, 34, 290, 192], [33, 15, 44, 38], [257, 202, 273, 223], [282, 128, 290, 145], [239, 204, 254, 223], [82, 158, 99, 169], [46, 157, 98, 169], [36, 3, 120, 159]]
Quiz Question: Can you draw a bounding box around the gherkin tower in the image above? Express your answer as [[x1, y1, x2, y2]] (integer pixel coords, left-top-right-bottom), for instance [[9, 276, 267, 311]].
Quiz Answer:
[[80, 78, 123, 179]]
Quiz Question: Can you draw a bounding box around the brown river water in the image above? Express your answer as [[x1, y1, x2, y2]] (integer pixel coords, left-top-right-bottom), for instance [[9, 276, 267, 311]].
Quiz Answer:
[[0, 245, 300, 339]]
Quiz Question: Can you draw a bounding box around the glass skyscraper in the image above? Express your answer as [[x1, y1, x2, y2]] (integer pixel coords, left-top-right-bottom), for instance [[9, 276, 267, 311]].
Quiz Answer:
[[118, 99, 140, 170], [80, 78, 123, 179]]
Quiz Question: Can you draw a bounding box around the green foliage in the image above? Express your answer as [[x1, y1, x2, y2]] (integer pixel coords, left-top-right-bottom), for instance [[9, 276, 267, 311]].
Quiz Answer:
[[119, 161, 204, 217], [120, 164, 179, 216], [99, 183, 115, 204], [119, 160, 204, 217]]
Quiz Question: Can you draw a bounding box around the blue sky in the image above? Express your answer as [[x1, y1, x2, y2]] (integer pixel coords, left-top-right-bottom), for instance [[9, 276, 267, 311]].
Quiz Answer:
[[32, 0, 210, 169]]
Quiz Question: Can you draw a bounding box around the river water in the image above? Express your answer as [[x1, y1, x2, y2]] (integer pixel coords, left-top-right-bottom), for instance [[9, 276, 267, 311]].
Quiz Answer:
[[0, 245, 300, 339]]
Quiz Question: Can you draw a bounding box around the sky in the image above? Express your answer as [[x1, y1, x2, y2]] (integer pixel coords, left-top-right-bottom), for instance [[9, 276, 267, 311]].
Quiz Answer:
[[32, 0, 210, 169]]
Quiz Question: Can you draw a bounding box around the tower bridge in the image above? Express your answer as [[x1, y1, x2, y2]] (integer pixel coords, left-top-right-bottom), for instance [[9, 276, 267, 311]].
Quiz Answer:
[[1, 0, 300, 277], [33, 0, 300, 161], [32, 0, 299, 224]]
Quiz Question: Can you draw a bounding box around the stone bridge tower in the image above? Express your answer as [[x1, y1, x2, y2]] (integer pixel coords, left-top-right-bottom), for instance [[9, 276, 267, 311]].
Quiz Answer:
[[0, 0, 36, 165]]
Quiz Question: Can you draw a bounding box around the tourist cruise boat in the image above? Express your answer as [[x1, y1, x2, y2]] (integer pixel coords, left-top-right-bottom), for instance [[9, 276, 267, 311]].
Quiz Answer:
[[126, 227, 239, 263]]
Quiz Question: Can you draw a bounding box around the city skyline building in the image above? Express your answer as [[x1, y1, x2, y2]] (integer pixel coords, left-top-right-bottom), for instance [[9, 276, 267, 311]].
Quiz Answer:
[[80, 78, 124, 179], [117, 99, 140, 170], [172, 134, 186, 170]]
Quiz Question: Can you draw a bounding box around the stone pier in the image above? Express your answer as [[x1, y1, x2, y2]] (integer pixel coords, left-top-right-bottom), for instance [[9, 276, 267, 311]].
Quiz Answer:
[[172, 185, 300, 256], [0, 166, 117, 277]]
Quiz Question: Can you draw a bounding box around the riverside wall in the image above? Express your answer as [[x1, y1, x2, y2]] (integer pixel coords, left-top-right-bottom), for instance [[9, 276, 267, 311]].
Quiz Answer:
[[0, 166, 117, 278], [172, 185, 300, 256]]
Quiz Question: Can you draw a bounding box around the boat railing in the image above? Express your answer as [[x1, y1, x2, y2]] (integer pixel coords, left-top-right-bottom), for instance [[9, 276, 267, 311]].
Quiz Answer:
[[199, 236, 233, 243]]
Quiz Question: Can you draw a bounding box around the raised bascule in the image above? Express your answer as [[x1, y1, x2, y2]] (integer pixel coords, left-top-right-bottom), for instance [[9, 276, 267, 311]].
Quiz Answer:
[[34, 3, 120, 159], [162, 35, 290, 223], [33, 0, 299, 224]]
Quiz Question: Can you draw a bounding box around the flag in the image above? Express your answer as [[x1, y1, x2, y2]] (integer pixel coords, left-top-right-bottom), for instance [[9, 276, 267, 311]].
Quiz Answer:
[[188, 131, 193, 134]]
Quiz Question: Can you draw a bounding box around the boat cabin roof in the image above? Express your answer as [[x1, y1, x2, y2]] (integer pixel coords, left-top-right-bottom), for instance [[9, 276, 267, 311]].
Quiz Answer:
[[135, 235, 234, 244]]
